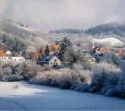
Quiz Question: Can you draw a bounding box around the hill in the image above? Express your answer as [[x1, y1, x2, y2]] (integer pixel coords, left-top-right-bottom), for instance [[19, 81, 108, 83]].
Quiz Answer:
[[0, 19, 48, 52], [50, 23, 125, 38], [85, 23, 125, 37], [50, 29, 84, 34], [49, 23, 125, 46]]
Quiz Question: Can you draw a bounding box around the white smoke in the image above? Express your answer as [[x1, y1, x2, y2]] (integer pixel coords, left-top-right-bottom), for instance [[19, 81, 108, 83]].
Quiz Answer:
[[0, 0, 125, 30], [0, 0, 7, 18]]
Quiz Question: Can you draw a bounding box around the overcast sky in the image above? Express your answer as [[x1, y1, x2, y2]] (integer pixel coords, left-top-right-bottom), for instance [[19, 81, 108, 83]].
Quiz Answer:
[[0, 0, 125, 31]]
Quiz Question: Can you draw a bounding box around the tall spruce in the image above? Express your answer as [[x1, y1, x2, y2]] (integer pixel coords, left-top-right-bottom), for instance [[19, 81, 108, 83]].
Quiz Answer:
[[59, 37, 72, 61]]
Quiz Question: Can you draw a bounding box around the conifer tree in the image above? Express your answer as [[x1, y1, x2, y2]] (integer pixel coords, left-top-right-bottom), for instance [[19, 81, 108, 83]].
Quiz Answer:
[[59, 37, 72, 61]]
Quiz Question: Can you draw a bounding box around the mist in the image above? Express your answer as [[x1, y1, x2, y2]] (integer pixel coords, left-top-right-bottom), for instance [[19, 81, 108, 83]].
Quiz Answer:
[[0, 0, 125, 31]]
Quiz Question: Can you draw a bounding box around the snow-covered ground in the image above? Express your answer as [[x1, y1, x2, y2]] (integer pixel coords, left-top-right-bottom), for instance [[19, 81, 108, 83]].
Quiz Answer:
[[0, 82, 125, 110], [93, 37, 124, 46]]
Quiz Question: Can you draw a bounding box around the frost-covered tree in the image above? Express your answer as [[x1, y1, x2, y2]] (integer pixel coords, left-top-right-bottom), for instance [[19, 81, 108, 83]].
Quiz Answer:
[[2, 36, 26, 52], [102, 51, 122, 66], [59, 37, 72, 61], [64, 46, 90, 69]]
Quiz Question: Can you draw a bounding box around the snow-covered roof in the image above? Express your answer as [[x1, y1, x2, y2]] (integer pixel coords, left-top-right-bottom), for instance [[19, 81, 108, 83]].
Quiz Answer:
[[6, 50, 12, 55]]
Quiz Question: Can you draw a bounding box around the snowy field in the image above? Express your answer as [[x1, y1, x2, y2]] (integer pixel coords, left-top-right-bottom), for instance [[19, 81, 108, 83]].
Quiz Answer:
[[0, 82, 125, 110]]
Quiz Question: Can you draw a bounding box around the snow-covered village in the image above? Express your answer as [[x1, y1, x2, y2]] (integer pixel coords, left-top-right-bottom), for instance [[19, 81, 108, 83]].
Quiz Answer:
[[0, 0, 125, 110]]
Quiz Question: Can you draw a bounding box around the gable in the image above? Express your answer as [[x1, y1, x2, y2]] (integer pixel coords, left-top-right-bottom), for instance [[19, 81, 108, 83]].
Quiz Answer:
[[49, 56, 61, 66]]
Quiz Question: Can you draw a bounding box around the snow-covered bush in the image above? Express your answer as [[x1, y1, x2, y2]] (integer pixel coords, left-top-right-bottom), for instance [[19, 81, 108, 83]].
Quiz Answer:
[[70, 61, 125, 99], [70, 70, 91, 92], [71, 83, 90, 92], [1, 75, 24, 82], [0, 61, 25, 81], [29, 68, 86, 89], [20, 62, 42, 80], [73, 63, 83, 72], [90, 62, 123, 95], [102, 51, 122, 66], [107, 61, 125, 98], [29, 68, 90, 89], [79, 70, 91, 84], [114, 74, 125, 98]]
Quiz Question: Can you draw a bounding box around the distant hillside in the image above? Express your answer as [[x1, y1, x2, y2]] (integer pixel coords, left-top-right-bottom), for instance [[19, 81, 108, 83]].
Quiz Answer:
[[50, 23, 125, 37], [0, 19, 48, 51], [85, 23, 125, 37], [50, 29, 84, 34], [50, 23, 125, 41]]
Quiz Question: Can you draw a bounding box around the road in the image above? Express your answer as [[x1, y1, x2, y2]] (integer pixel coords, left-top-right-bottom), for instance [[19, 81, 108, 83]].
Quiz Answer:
[[0, 82, 125, 110]]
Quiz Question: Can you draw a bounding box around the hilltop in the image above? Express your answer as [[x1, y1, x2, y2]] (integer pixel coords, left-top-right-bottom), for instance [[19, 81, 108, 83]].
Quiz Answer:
[[85, 23, 125, 37], [49, 23, 125, 47], [1, 19, 125, 51], [0, 19, 48, 52]]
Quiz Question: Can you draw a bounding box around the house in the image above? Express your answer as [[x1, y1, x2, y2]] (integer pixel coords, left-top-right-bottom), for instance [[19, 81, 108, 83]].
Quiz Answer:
[[0, 57, 25, 65], [49, 56, 62, 67], [0, 57, 12, 62], [39, 55, 62, 68], [10, 57, 25, 62]]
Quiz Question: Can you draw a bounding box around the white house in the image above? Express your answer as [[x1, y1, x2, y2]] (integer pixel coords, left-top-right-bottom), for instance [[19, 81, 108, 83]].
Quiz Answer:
[[49, 56, 62, 67], [0, 57, 25, 63], [49, 57, 61, 67], [0, 57, 12, 61], [10, 57, 25, 62]]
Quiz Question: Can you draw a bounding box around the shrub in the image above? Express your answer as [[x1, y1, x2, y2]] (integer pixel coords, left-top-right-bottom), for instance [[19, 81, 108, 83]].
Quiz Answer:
[[20, 62, 42, 80], [102, 51, 122, 66], [0, 61, 25, 81], [89, 62, 123, 95], [1, 75, 24, 82], [70, 70, 91, 92], [108, 73, 125, 98], [71, 83, 90, 92], [29, 68, 83, 89], [70, 62, 125, 99]]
